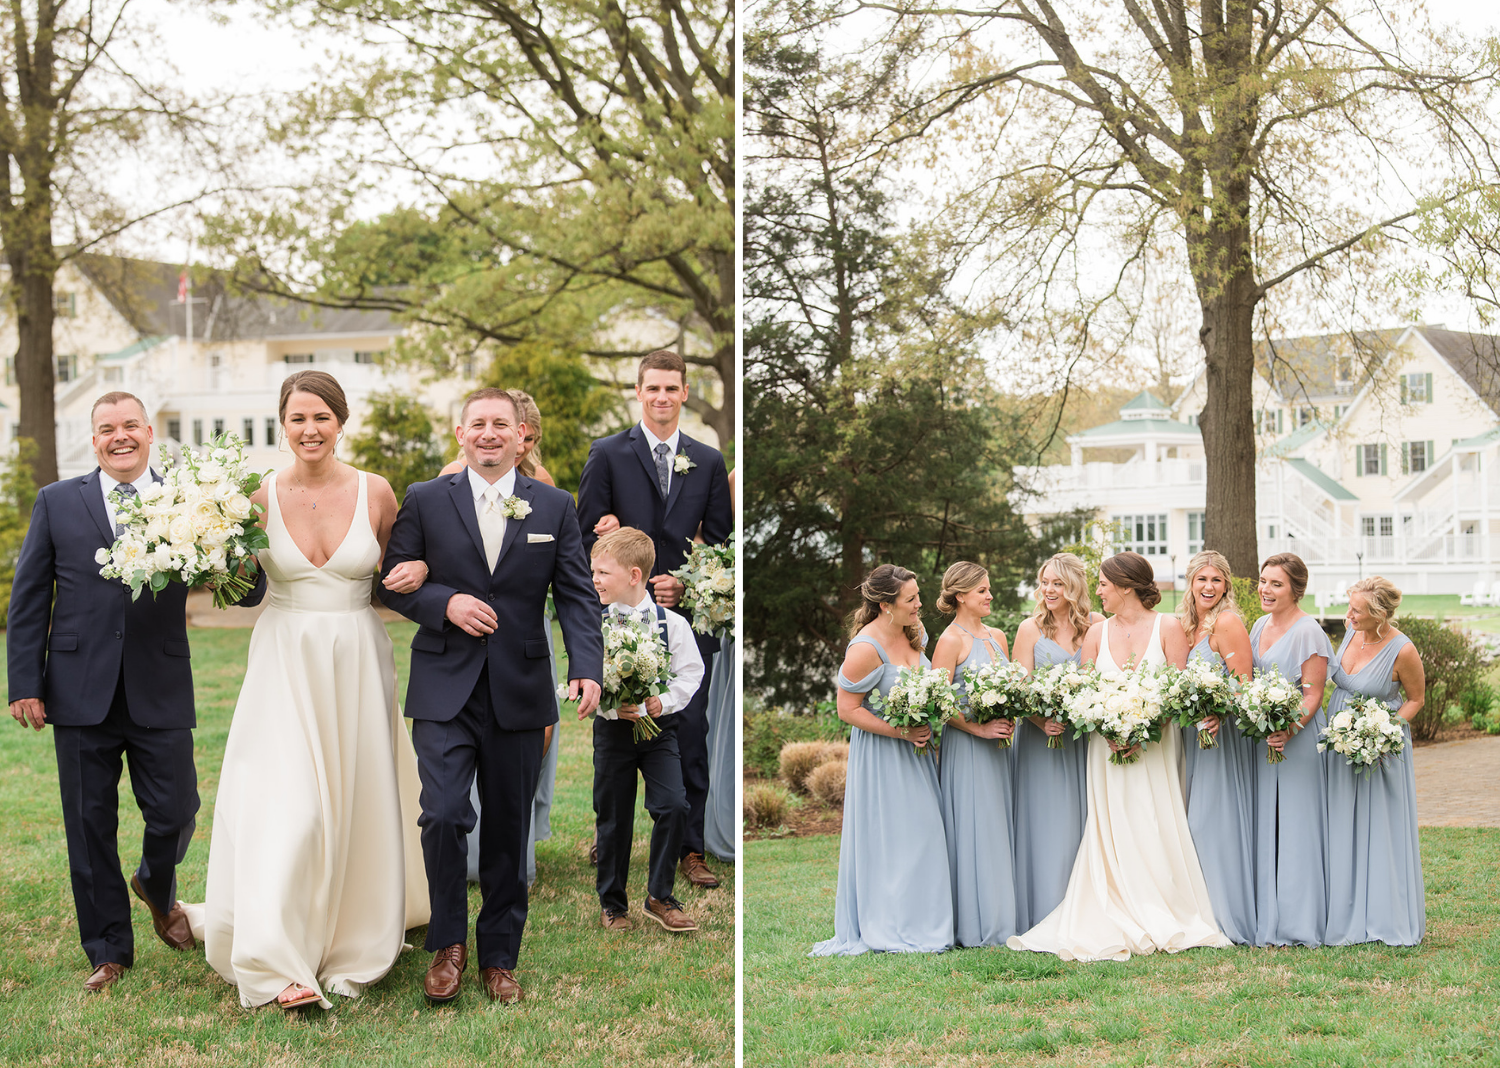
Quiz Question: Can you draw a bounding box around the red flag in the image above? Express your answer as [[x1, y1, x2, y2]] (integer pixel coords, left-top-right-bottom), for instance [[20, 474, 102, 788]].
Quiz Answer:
[[178, 270, 189, 302]]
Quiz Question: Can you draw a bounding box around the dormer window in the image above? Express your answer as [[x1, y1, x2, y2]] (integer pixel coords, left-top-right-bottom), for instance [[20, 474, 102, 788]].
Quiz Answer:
[[1401, 372, 1432, 403]]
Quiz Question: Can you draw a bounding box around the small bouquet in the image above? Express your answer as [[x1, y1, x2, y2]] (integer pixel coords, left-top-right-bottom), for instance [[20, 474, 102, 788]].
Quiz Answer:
[[601, 613, 676, 742], [1158, 659, 1239, 750], [1318, 695, 1409, 774], [670, 539, 735, 639], [97, 434, 269, 609], [1236, 667, 1305, 764], [1028, 660, 1100, 749], [1065, 667, 1168, 765], [871, 665, 959, 755], [961, 658, 1031, 748]]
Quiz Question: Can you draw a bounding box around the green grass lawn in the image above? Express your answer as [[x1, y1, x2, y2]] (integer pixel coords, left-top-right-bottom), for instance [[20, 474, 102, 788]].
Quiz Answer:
[[0, 625, 733, 1067], [745, 833, 1500, 1066]]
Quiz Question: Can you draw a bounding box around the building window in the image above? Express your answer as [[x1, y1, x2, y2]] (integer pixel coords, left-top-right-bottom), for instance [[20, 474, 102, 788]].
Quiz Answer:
[[54, 292, 77, 318], [1297, 406, 1316, 427], [55, 354, 78, 383], [1357, 443, 1386, 477], [193, 419, 204, 445], [1114, 513, 1169, 556], [167, 418, 181, 441], [461, 356, 477, 378], [1187, 512, 1205, 555], [1257, 408, 1282, 435], [266, 418, 277, 448], [1402, 440, 1434, 475], [5, 357, 13, 386], [284, 353, 315, 364], [102, 366, 124, 384], [243, 418, 255, 446], [1401, 372, 1433, 403], [1363, 515, 1394, 538], [354, 350, 384, 365], [213, 418, 225, 437]]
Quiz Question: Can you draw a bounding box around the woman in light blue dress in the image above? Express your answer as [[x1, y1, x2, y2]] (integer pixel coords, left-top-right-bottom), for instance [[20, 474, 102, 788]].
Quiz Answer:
[[1249, 553, 1333, 947], [1175, 550, 1258, 945], [810, 564, 954, 956], [933, 562, 1017, 948], [703, 632, 737, 863], [1009, 552, 1102, 932], [1324, 577, 1426, 945]]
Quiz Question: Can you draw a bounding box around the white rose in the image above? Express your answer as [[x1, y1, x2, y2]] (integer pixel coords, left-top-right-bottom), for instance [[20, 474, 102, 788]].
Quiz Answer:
[[224, 493, 253, 521], [168, 514, 195, 546], [197, 461, 226, 484], [95, 547, 111, 565]]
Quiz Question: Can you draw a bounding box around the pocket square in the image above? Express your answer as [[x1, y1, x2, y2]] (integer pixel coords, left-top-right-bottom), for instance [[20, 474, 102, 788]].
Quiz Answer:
[[527, 533, 555, 543]]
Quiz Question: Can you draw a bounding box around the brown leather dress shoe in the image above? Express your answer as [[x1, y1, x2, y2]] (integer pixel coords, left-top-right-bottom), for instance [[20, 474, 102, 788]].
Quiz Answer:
[[588, 835, 598, 866], [130, 873, 195, 951], [600, 907, 634, 932], [84, 962, 128, 992], [480, 967, 523, 1003], [644, 896, 698, 932], [679, 852, 720, 889], [424, 944, 467, 1003]]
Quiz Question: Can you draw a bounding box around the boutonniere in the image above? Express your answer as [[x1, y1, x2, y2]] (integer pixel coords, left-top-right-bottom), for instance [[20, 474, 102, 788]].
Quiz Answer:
[[501, 495, 532, 519], [674, 452, 696, 476]]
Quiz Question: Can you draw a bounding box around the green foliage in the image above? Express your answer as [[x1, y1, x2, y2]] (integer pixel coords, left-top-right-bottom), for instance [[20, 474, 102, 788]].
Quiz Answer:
[[0, 441, 39, 627], [1459, 681, 1495, 723], [477, 339, 629, 494], [744, 703, 851, 780], [1231, 576, 1267, 631], [346, 390, 445, 500], [1395, 616, 1486, 741]]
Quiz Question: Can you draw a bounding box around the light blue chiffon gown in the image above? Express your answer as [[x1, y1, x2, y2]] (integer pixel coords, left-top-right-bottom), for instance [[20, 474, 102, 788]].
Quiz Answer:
[[1011, 636, 1089, 932], [703, 636, 738, 862], [810, 636, 954, 956], [1249, 614, 1334, 946], [938, 627, 1018, 947], [1324, 630, 1425, 945], [1182, 635, 1258, 945]]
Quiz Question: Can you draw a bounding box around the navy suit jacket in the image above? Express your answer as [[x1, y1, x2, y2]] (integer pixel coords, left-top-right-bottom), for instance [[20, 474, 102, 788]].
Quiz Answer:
[[6, 467, 265, 729], [576, 427, 733, 580], [378, 470, 603, 730]]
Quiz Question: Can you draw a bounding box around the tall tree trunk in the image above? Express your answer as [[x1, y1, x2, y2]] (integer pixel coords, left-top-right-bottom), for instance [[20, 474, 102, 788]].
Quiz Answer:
[[838, 505, 865, 650], [1197, 274, 1259, 578], [11, 245, 59, 487]]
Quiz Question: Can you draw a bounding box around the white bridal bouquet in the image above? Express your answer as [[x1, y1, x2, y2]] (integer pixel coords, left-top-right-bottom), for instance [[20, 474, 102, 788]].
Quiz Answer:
[[97, 434, 269, 609], [961, 658, 1031, 748], [1028, 660, 1100, 749], [670, 539, 735, 638], [1159, 659, 1239, 750], [1235, 667, 1305, 764], [601, 613, 677, 743], [1318, 695, 1409, 773], [871, 665, 959, 755], [1065, 667, 1168, 765]]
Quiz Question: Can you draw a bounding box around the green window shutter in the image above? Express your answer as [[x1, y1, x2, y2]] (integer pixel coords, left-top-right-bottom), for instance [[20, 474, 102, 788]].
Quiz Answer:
[[1429, 440, 1435, 468], [1400, 376, 1408, 403], [1354, 446, 1362, 477], [1380, 443, 1388, 475], [1426, 373, 1433, 402], [1402, 442, 1410, 475], [1276, 409, 1283, 433]]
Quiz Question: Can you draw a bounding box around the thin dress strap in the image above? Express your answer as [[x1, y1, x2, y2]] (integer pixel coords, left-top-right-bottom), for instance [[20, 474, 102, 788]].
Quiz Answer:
[[954, 622, 1003, 658]]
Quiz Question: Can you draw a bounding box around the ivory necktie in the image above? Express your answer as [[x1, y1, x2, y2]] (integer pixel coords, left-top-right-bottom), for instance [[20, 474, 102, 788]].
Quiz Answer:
[[479, 488, 506, 571]]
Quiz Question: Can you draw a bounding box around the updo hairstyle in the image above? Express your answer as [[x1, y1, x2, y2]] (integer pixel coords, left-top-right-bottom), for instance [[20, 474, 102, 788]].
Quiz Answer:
[[1260, 552, 1309, 601], [1347, 576, 1402, 628], [279, 370, 350, 426], [1100, 551, 1161, 610], [847, 563, 923, 652], [936, 561, 988, 616]]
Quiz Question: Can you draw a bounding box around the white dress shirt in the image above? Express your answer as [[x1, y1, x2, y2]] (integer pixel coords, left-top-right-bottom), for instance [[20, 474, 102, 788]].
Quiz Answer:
[[638, 421, 681, 495], [100, 468, 156, 534], [467, 465, 517, 568], [597, 592, 704, 720]]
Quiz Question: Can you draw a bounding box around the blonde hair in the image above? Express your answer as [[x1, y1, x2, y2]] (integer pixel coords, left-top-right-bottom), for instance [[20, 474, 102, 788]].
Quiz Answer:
[[1348, 576, 1402, 628], [936, 561, 988, 616], [846, 564, 923, 652], [513, 390, 544, 479], [1177, 550, 1240, 641], [1031, 552, 1093, 643], [592, 526, 655, 578]]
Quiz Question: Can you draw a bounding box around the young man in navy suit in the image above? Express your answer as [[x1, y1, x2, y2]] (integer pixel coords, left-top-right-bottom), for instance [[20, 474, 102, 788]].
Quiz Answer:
[[7, 392, 265, 993], [576, 350, 733, 889], [379, 388, 603, 1006]]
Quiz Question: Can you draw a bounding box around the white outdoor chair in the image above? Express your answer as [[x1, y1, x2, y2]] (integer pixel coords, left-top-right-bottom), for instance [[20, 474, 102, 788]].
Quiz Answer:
[[1462, 581, 1486, 607], [1331, 580, 1350, 605], [1479, 581, 1497, 608]]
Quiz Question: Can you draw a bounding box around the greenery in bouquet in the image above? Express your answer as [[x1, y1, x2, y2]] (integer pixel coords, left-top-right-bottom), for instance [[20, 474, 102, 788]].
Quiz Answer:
[[960, 658, 1031, 749], [1158, 659, 1239, 751], [601, 613, 676, 743], [1318, 694, 1409, 774], [1028, 660, 1100, 749], [670, 539, 735, 638], [1235, 666, 1305, 764], [870, 664, 959, 755], [1064, 666, 1168, 765], [96, 434, 269, 609]]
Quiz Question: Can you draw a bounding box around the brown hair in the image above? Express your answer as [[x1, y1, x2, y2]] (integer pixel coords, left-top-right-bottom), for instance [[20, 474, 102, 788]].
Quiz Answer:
[[936, 561, 988, 616], [459, 387, 521, 426], [1101, 551, 1161, 609], [847, 564, 923, 652], [279, 370, 349, 425], [90, 391, 147, 426], [1260, 552, 1309, 601], [1177, 550, 1240, 640], [592, 526, 655, 578], [513, 389, 543, 479], [1031, 552, 1094, 643], [1348, 575, 1402, 628], [637, 349, 687, 387]]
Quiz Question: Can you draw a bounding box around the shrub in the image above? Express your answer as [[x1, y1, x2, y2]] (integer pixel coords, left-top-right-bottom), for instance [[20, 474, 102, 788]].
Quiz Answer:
[[779, 741, 828, 794], [817, 740, 850, 764], [744, 782, 792, 829], [806, 759, 848, 806], [1396, 616, 1486, 741], [744, 701, 850, 778], [1460, 681, 1495, 723], [0, 440, 39, 628], [1230, 576, 1266, 631]]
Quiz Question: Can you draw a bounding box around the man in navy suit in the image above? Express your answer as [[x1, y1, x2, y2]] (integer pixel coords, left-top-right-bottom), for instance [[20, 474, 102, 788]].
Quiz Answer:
[[577, 350, 733, 888], [379, 388, 602, 1006], [7, 392, 265, 993]]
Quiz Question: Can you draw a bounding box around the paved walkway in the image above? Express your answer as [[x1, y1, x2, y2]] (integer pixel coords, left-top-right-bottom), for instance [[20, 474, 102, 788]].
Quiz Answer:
[[1414, 735, 1500, 827]]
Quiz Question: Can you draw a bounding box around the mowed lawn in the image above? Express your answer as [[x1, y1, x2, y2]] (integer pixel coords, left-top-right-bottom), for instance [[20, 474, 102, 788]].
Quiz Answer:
[[0, 625, 733, 1068], [745, 832, 1500, 1067]]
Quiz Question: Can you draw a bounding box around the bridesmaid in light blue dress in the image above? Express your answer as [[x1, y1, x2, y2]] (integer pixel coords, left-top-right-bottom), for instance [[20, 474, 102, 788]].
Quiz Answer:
[[1249, 553, 1333, 947], [933, 562, 1017, 948], [1175, 550, 1258, 945], [1324, 577, 1426, 946], [703, 633, 738, 863], [1010, 553, 1102, 933], [810, 564, 954, 956]]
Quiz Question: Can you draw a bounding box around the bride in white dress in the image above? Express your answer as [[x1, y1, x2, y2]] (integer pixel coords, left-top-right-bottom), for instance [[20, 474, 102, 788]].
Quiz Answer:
[[186, 371, 430, 1008], [1008, 551, 1230, 962]]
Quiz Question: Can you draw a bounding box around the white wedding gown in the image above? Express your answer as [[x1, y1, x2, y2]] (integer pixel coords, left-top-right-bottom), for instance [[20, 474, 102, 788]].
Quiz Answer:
[[185, 471, 429, 1007], [1007, 613, 1230, 961]]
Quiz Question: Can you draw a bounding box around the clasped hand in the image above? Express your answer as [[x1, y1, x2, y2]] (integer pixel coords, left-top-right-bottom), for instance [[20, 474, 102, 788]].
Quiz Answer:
[[614, 696, 663, 722], [972, 718, 1013, 741], [895, 724, 932, 747], [9, 698, 46, 731]]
